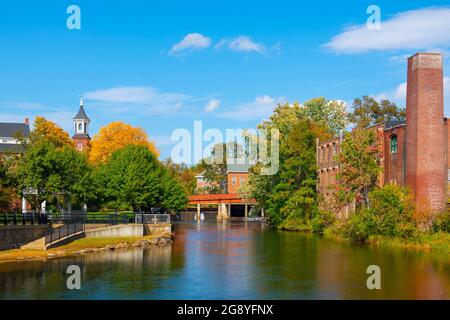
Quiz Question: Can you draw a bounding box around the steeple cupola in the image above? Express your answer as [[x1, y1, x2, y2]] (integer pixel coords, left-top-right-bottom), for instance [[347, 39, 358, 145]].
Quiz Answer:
[[72, 97, 91, 151]]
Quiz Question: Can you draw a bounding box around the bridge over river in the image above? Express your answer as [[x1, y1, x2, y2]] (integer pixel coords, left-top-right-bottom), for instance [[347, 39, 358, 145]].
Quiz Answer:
[[187, 193, 263, 221]]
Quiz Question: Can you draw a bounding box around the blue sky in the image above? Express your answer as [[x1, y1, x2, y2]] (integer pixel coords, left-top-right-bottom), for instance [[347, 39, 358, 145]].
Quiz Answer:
[[1, 1, 450, 160]]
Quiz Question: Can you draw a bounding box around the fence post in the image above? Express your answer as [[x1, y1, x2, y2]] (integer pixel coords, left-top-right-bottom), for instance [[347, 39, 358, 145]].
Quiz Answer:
[[13, 212, 17, 225], [3, 213, 6, 225], [22, 213, 26, 225], [31, 213, 34, 225]]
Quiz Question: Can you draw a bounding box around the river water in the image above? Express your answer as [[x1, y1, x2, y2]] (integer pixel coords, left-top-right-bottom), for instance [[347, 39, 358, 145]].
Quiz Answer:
[[0, 221, 448, 299]]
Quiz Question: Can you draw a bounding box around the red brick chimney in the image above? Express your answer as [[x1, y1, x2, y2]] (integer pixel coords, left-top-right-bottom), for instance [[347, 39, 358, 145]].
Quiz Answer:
[[405, 53, 446, 219], [24, 118, 29, 125]]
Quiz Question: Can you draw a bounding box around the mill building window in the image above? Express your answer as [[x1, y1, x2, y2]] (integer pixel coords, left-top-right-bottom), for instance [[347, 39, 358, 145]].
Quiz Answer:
[[390, 135, 398, 154]]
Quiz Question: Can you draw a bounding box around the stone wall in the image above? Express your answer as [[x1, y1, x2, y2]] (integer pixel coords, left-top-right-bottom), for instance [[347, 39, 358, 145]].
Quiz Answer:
[[0, 225, 50, 250]]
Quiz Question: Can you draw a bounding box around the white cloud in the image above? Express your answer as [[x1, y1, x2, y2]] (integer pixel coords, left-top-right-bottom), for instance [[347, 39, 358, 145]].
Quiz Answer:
[[324, 7, 450, 54], [371, 77, 450, 115], [83, 86, 190, 116], [204, 99, 221, 112], [394, 82, 407, 101], [216, 36, 267, 54], [219, 95, 286, 121], [169, 33, 211, 55], [228, 36, 266, 54]]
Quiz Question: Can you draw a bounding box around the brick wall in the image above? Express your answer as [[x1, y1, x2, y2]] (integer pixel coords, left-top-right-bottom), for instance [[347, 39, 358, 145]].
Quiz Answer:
[[405, 53, 446, 216]]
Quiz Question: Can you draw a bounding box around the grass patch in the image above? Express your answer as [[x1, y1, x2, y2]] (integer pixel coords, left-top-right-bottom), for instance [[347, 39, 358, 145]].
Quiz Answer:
[[0, 232, 171, 264], [321, 225, 450, 253], [367, 232, 450, 252]]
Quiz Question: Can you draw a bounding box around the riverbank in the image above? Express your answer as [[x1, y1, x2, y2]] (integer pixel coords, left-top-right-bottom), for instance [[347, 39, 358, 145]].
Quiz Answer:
[[322, 227, 450, 253], [0, 232, 172, 264], [274, 216, 450, 253]]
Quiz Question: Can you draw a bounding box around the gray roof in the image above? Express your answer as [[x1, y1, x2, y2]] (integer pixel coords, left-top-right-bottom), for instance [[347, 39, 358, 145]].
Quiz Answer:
[[384, 119, 406, 130], [227, 163, 251, 173], [73, 105, 90, 121], [0, 123, 30, 138], [0, 143, 26, 153]]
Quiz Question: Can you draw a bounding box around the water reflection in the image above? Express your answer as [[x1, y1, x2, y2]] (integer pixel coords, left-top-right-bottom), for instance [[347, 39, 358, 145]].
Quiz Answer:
[[0, 221, 448, 299]]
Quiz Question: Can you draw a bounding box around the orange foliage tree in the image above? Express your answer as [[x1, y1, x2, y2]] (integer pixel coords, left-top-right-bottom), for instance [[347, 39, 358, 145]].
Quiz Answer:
[[89, 121, 159, 163], [31, 117, 75, 148]]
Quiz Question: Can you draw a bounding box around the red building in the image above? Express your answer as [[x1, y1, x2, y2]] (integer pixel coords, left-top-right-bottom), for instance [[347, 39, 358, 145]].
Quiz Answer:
[[227, 164, 250, 194], [317, 52, 447, 220]]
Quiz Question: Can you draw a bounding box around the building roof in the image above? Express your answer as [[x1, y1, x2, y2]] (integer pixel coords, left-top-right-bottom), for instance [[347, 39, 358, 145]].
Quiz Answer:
[[384, 119, 406, 130], [319, 119, 407, 146], [227, 163, 251, 173], [0, 143, 26, 153], [73, 105, 90, 122], [0, 123, 30, 138]]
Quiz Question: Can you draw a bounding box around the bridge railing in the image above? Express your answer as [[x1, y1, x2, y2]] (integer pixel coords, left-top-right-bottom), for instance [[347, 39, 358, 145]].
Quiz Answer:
[[47, 213, 132, 225], [44, 222, 84, 245], [135, 214, 170, 224]]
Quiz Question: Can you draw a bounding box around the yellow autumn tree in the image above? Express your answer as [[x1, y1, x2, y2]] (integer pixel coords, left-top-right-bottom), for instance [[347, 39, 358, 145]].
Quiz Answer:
[[31, 117, 75, 148], [89, 121, 159, 163]]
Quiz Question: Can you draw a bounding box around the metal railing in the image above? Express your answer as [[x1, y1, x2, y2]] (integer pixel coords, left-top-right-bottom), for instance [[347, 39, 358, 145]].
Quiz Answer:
[[135, 214, 171, 224], [1, 212, 48, 225], [45, 222, 84, 245], [1, 212, 170, 227], [47, 213, 132, 225]]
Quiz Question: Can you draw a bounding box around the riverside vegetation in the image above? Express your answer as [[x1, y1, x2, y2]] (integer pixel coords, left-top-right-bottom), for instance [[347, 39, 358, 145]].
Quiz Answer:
[[240, 96, 450, 252]]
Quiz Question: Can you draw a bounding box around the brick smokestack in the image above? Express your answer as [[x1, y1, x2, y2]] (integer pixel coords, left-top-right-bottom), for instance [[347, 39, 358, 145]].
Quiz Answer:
[[24, 118, 29, 125], [405, 53, 446, 218]]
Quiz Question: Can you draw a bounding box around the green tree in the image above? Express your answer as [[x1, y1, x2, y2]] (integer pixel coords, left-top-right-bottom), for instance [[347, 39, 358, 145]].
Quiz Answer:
[[101, 145, 162, 211], [243, 103, 324, 229], [15, 140, 90, 213], [348, 96, 405, 128], [101, 145, 187, 212], [301, 97, 348, 135], [335, 128, 381, 208], [162, 159, 197, 196], [161, 171, 188, 212], [0, 158, 16, 211]]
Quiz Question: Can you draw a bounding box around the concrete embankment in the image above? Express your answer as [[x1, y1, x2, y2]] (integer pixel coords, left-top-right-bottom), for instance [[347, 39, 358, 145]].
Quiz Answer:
[[0, 232, 173, 263], [0, 225, 50, 250], [84, 223, 172, 237]]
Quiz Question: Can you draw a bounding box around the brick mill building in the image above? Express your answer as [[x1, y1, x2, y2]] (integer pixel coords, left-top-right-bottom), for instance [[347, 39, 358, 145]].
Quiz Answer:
[[317, 53, 447, 219]]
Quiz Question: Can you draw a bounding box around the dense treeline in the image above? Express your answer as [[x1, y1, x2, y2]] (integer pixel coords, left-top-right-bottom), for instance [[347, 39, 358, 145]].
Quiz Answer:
[[0, 118, 187, 213], [242, 96, 449, 241]]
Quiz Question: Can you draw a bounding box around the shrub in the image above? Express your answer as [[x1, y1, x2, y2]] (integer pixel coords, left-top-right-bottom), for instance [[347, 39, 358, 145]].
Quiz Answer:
[[432, 210, 450, 233], [311, 210, 336, 234], [342, 185, 417, 242], [341, 208, 376, 242]]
